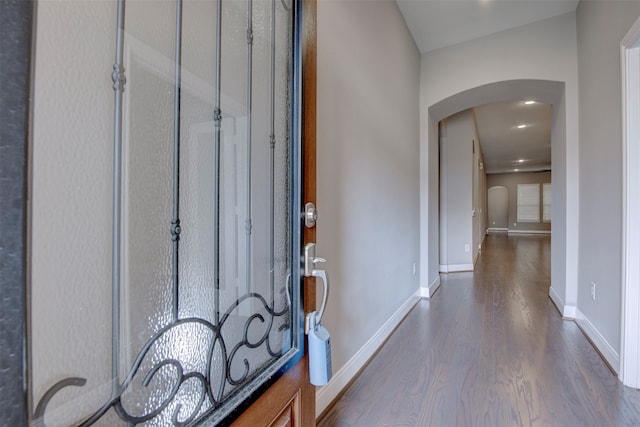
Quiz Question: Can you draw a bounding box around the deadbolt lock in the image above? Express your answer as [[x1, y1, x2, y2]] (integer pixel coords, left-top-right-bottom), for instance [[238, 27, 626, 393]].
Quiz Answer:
[[304, 202, 317, 228]]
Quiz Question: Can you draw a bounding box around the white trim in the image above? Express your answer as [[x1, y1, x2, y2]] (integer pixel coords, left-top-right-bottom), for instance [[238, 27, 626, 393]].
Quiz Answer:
[[576, 309, 620, 374], [430, 275, 441, 296], [487, 227, 508, 233], [563, 305, 577, 319], [549, 286, 576, 319], [416, 286, 430, 298], [315, 295, 421, 418], [439, 264, 473, 273], [473, 250, 480, 266], [508, 230, 551, 235], [420, 275, 441, 298], [621, 16, 640, 388]]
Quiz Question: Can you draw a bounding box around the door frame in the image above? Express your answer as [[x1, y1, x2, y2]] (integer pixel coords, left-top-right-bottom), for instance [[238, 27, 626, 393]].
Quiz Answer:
[[620, 15, 640, 388]]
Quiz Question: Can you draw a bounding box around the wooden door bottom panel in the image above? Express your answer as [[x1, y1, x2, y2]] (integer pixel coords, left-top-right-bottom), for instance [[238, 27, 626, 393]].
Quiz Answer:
[[270, 391, 300, 427], [231, 356, 314, 427]]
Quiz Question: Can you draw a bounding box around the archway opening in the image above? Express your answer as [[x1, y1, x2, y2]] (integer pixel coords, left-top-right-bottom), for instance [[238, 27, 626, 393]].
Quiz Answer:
[[421, 79, 574, 319]]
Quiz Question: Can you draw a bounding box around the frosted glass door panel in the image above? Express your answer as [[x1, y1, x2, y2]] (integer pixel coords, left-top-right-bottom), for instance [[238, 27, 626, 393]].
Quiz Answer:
[[30, 0, 300, 425]]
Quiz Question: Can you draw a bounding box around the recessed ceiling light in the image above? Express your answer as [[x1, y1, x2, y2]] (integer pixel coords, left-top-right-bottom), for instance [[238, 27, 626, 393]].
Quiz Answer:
[[517, 124, 527, 129], [524, 100, 536, 105], [518, 159, 525, 163], [514, 168, 520, 172]]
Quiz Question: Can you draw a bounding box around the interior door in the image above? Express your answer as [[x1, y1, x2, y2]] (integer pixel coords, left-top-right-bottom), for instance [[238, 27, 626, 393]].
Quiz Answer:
[[28, 0, 316, 425]]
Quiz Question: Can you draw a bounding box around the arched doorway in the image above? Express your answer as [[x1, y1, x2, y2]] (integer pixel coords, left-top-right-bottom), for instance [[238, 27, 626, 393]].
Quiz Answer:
[[420, 79, 576, 320]]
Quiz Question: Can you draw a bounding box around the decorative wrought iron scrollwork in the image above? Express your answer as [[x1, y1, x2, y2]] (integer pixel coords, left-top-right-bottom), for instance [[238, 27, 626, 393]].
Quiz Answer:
[[34, 294, 291, 426]]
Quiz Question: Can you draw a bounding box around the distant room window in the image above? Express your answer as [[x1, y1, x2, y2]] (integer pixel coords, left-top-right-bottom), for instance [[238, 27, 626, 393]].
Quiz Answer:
[[517, 184, 540, 222], [543, 183, 552, 223]]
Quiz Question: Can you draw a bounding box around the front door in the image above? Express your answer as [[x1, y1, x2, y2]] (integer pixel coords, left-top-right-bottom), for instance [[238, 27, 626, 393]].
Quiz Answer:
[[28, 0, 316, 425], [230, 0, 317, 425]]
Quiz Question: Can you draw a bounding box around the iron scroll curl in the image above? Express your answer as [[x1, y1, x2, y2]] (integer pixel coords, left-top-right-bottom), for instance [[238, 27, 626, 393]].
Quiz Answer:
[[34, 292, 292, 426]]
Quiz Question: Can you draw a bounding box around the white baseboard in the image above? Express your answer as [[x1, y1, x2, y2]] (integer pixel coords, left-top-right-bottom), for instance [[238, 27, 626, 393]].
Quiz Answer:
[[416, 276, 441, 299], [315, 294, 421, 418], [508, 230, 551, 235], [439, 264, 473, 273], [487, 227, 508, 233], [417, 274, 442, 298], [429, 275, 441, 297], [548, 286, 576, 318], [548, 286, 565, 316], [563, 304, 577, 319], [575, 309, 620, 374], [416, 286, 430, 298]]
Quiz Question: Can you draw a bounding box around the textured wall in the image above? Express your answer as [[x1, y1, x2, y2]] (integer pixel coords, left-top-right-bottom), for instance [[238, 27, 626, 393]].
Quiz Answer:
[[0, 0, 32, 423]]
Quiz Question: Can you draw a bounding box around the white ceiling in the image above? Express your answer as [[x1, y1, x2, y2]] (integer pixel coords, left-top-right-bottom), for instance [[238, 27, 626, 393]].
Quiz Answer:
[[396, 0, 578, 174], [474, 100, 552, 174], [396, 0, 579, 54]]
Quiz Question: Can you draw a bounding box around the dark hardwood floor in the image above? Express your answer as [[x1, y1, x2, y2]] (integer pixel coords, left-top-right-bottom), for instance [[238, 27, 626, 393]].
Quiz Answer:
[[317, 234, 640, 426]]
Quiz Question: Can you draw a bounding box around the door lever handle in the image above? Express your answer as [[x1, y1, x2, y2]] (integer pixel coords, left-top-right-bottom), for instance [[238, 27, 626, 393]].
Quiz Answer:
[[303, 242, 333, 385], [304, 243, 329, 333], [311, 268, 329, 325], [304, 243, 324, 277]]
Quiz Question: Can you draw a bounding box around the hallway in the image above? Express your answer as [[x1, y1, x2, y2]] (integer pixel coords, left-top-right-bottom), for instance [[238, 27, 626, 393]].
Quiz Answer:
[[318, 234, 640, 426]]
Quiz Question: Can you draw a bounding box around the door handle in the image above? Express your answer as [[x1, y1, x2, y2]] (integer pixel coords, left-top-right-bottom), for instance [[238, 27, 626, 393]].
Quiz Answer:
[[303, 242, 333, 385], [304, 242, 329, 333], [311, 268, 328, 325]]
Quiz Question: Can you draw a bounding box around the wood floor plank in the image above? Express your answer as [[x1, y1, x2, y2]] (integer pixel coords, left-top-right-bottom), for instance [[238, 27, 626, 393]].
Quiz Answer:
[[317, 234, 640, 427]]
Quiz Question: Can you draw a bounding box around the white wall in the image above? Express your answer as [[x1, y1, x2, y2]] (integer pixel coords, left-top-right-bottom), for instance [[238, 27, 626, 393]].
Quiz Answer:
[[419, 12, 579, 312], [316, 0, 420, 410], [439, 109, 486, 271], [487, 186, 509, 230], [575, 0, 640, 371], [439, 110, 473, 269]]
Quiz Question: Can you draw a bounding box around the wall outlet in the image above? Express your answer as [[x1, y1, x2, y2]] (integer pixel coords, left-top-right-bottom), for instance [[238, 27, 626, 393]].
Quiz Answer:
[[492, 221, 496, 225], [591, 281, 596, 300], [412, 263, 417, 276], [514, 223, 517, 227], [464, 244, 470, 253]]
